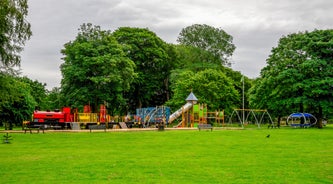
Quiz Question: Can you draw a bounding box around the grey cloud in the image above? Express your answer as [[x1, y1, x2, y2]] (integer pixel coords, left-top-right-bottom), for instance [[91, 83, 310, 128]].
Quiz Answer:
[[20, 0, 333, 89]]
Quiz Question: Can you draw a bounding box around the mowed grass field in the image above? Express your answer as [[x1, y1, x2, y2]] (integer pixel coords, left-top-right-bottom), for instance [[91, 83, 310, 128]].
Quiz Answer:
[[1, 127, 332, 183]]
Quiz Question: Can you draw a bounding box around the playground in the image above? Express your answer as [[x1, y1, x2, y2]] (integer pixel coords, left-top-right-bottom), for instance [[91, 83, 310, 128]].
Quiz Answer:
[[1, 127, 332, 183], [111, 92, 271, 129], [22, 92, 227, 131], [23, 92, 311, 131]]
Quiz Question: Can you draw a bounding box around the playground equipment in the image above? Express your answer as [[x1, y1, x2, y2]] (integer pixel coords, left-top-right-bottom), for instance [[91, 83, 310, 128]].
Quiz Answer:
[[25, 104, 125, 130], [207, 110, 224, 126], [168, 102, 194, 124], [168, 92, 224, 128], [176, 103, 208, 127], [73, 104, 112, 128], [286, 113, 317, 128], [228, 109, 274, 128], [136, 106, 170, 127], [25, 92, 225, 130], [168, 92, 198, 127]]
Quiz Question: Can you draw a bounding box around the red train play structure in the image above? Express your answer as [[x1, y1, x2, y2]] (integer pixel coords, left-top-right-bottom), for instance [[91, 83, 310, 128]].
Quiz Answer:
[[25, 104, 113, 129], [30, 107, 72, 128]]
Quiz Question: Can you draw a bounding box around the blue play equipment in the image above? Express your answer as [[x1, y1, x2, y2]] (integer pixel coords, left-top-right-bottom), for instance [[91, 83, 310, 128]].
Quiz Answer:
[[286, 113, 317, 128], [136, 106, 171, 127]]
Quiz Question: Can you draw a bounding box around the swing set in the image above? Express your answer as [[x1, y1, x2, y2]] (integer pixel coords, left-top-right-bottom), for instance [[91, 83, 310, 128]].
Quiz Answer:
[[228, 109, 275, 128]]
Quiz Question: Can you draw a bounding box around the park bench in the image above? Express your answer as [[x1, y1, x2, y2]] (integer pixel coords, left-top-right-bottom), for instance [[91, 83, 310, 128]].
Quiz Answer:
[[198, 124, 213, 131], [24, 124, 44, 134], [89, 124, 106, 132], [24, 124, 63, 134]]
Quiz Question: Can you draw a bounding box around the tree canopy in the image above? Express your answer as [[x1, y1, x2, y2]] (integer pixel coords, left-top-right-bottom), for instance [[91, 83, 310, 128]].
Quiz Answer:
[[169, 44, 249, 112], [172, 44, 223, 72], [113, 27, 175, 111], [61, 23, 136, 113], [0, 74, 42, 129], [0, 0, 32, 72], [249, 30, 333, 127], [166, 69, 240, 113], [177, 24, 235, 66]]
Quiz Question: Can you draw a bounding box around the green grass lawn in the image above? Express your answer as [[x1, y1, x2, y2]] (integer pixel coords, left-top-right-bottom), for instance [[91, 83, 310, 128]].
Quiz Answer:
[[1, 127, 333, 183]]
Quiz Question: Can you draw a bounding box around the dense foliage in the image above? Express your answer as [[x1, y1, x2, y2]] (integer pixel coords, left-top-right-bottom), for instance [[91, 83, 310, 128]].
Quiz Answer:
[[166, 69, 240, 114], [0, 0, 32, 72], [249, 30, 333, 127], [177, 24, 236, 66], [0, 0, 34, 129], [0, 74, 47, 129], [112, 27, 175, 111], [60, 24, 136, 113], [168, 43, 247, 113]]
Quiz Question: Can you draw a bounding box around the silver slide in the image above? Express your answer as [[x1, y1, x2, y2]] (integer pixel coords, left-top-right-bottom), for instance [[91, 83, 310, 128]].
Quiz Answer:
[[168, 102, 193, 123]]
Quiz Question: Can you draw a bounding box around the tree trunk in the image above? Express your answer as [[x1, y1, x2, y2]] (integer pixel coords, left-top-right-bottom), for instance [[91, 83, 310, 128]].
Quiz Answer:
[[165, 77, 170, 101], [317, 106, 323, 129], [138, 100, 142, 109]]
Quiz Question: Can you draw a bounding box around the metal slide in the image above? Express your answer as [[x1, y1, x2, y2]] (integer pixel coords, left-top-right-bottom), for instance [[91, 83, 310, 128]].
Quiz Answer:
[[168, 102, 193, 123]]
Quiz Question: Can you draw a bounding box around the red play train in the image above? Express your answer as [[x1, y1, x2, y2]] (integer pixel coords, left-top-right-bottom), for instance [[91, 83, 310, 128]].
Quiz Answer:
[[26, 104, 112, 129], [28, 107, 73, 129]]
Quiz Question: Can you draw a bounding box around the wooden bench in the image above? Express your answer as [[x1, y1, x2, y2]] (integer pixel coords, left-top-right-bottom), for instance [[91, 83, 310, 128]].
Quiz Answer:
[[198, 124, 213, 131], [24, 125, 44, 134], [24, 124, 63, 134], [89, 124, 106, 132]]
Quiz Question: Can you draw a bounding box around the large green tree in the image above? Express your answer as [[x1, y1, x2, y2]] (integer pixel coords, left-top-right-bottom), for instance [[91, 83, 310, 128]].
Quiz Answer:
[[61, 23, 136, 114], [0, 74, 36, 129], [113, 27, 174, 111], [172, 44, 223, 72], [166, 69, 240, 114], [171, 44, 250, 110], [19, 76, 48, 109], [177, 24, 235, 66], [44, 87, 62, 111], [249, 30, 333, 128], [0, 0, 32, 71]]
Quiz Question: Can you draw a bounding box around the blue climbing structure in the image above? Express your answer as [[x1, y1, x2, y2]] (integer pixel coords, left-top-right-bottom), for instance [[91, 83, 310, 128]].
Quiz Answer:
[[136, 106, 171, 127]]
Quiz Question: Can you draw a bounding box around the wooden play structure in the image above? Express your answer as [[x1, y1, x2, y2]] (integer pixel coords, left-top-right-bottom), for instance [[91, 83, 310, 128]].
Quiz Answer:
[[168, 92, 224, 128], [178, 103, 207, 127]]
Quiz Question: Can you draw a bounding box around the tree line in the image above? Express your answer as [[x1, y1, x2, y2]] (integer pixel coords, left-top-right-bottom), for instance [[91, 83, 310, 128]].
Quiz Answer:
[[59, 23, 246, 115], [0, 1, 332, 128]]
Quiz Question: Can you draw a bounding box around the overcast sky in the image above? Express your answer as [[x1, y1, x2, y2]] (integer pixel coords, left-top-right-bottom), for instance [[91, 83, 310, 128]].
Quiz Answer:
[[20, 0, 333, 90]]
